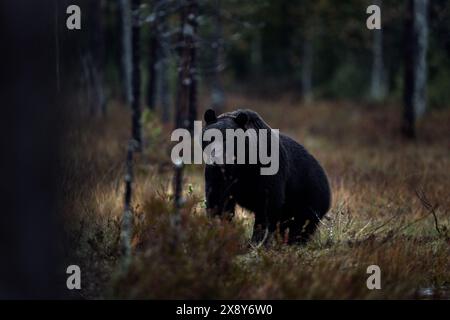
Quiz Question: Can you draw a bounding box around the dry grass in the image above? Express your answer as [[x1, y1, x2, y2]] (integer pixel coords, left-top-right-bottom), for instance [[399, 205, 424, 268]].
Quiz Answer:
[[62, 93, 450, 299]]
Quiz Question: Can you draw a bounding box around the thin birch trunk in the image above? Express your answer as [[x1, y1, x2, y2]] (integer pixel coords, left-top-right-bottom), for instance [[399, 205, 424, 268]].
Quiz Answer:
[[121, 0, 142, 265]]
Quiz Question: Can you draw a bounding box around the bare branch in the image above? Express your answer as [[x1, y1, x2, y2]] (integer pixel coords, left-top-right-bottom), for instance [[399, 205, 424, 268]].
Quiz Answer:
[[415, 187, 442, 235]]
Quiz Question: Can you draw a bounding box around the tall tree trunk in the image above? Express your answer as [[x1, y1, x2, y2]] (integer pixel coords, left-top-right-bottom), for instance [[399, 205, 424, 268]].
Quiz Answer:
[[131, 0, 142, 148], [119, 0, 133, 106], [175, 0, 198, 131], [187, 0, 199, 131], [173, 0, 198, 227], [189, 37, 198, 128], [412, 0, 429, 118], [211, 0, 225, 114], [121, 0, 142, 264], [370, 0, 386, 102], [403, 0, 429, 138], [121, 140, 135, 265]]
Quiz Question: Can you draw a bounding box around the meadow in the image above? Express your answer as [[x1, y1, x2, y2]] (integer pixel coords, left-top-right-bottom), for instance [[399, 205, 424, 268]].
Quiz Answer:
[[62, 92, 450, 299]]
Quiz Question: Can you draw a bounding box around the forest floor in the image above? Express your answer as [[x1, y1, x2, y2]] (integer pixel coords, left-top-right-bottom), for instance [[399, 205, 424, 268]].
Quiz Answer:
[[62, 92, 450, 299]]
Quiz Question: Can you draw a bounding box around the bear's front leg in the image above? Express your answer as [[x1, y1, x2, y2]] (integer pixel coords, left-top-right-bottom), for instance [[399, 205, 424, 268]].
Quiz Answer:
[[206, 186, 236, 220], [250, 188, 281, 246], [205, 166, 236, 219]]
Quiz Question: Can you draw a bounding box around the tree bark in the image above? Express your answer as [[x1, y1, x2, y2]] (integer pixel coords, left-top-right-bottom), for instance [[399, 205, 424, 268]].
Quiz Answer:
[[131, 0, 142, 148], [121, 0, 142, 263], [173, 0, 198, 226], [175, 0, 198, 131]]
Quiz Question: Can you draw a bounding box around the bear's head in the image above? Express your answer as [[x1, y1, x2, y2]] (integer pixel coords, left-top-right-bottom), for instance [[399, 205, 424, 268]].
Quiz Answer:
[[202, 109, 273, 167]]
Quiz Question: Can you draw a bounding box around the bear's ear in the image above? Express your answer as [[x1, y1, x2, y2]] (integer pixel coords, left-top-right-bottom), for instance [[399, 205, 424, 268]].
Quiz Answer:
[[234, 112, 248, 128], [204, 109, 217, 124]]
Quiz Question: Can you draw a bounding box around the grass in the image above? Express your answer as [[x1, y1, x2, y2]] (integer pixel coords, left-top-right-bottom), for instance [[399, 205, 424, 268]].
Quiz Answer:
[[62, 93, 450, 299]]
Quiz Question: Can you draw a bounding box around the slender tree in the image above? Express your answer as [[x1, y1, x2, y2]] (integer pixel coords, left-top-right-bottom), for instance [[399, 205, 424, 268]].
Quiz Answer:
[[403, 0, 429, 138], [121, 0, 142, 263], [175, 0, 198, 131], [131, 0, 143, 148], [121, 140, 135, 263], [187, 1, 199, 130], [173, 0, 199, 222]]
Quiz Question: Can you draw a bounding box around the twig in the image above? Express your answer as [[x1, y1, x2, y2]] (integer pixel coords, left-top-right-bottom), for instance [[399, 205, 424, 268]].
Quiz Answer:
[[415, 187, 442, 235]]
